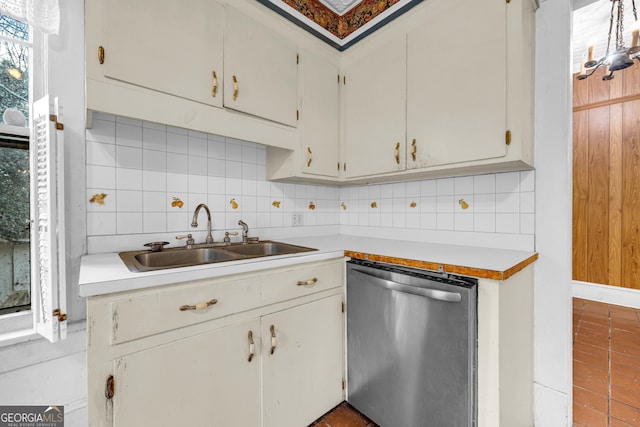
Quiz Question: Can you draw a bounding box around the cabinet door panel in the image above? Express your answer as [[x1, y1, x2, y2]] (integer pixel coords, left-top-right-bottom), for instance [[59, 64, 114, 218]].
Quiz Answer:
[[113, 319, 260, 427], [343, 35, 407, 178], [262, 295, 344, 427], [301, 50, 339, 177], [224, 7, 298, 127], [407, 0, 506, 169], [104, 0, 223, 107]]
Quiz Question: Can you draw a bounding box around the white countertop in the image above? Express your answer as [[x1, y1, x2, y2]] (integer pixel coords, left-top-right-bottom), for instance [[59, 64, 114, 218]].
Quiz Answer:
[[79, 235, 537, 297]]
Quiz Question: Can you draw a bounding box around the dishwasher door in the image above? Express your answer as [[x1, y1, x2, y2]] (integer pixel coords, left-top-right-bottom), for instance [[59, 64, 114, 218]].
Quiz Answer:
[[346, 260, 477, 427]]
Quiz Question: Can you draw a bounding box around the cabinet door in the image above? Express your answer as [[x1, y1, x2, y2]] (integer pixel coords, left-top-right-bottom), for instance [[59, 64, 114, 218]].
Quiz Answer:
[[262, 295, 344, 427], [104, 0, 223, 107], [343, 34, 407, 178], [406, 0, 506, 169], [224, 7, 298, 127], [300, 50, 340, 178], [112, 319, 260, 427]]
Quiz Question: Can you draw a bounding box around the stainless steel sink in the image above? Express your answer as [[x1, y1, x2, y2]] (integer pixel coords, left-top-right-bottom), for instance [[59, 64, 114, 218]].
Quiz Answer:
[[222, 241, 316, 257], [119, 240, 317, 272]]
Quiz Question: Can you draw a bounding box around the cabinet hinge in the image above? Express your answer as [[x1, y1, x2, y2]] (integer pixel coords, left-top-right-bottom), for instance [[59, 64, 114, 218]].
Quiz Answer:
[[505, 130, 512, 145], [341, 302, 345, 313], [342, 379, 346, 390], [49, 114, 64, 131], [105, 375, 115, 400], [52, 308, 67, 322]]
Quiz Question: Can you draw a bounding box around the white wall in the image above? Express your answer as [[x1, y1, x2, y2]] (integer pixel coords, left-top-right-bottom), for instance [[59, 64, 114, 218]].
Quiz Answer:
[[533, 0, 573, 425]]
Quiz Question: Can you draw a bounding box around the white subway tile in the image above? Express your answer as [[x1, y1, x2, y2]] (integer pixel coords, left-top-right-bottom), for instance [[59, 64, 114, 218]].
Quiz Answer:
[[454, 213, 474, 231], [87, 141, 116, 166], [189, 156, 208, 176], [380, 213, 393, 228], [474, 213, 496, 233], [226, 142, 243, 162], [436, 195, 454, 213], [143, 149, 167, 172], [406, 213, 420, 229], [188, 174, 208, 194], [495, 171, 520, 193], [307, 185, 318, 200], [474, 194, 495, 213], [242, 145, 257, 164], [257, 196, 271, 212], [116, 168, 142, 191], [188, 193, 208, 213], [87, 212, 116, 236], [143, 191, 166, 212], [226, 178, 242, 196], [474, 174, 495, 194], [86, 119, 115, 144], [226, 160, 242, 179], [188, 136, 207, 158], [456, 195, 474, 213], [392, 213, 406, 228], [520, 170, 535, 192], [143, 128, 167, 151], [208, 177, 226, 195], [357, 186, 368, 200], [421, 180, 437, 197], [520, 191, 535, 213], [257, 212, 270, 228], [256, 147, 267, 165], [208, 138, 226, 160], [143, 171, 167, 192], [420, 196, 437, 213], [420, 213, 437, 229], [116, 190, 143, 212], [496, 213, 519, 234], [167, 153, 188, 174], [392, 182, 407, 198], [406, 181, 421, 198], [116, 123, 143, 147], [87, 189, 115, 212], [358, 213, 369, 226], [368, 212, 381, 227], [270, 212, 284, 227], [368, 185, 381, 200], [436, 213, 454, 230], [496, 192, 520, 213], [143, 212, 167, 233], [116, 146, 143, 169], [380, 199, 393, 213], [380, 184, 393, 198], [521, 213, 535, 235], [167, 132, 188, 154], [207, 158, 226, 178], [167, 212, 189, 232], [168, 192, 187, 213], [256, 165, 266, 181], [242, 179, 257, 196], [208, 194, 226, 212], [242, 163, 257, 180], [117, 212, 143, 234], [436, 178, 454, 195], [454, 176, 474, 195]]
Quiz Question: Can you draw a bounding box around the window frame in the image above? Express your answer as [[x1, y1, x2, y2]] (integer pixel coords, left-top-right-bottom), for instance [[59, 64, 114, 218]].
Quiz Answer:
[[0, 16, 50, 344]]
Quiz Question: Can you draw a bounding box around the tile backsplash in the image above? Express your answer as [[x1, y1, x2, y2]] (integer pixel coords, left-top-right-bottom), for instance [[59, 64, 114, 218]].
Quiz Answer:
[[86, 114, 535, 253]]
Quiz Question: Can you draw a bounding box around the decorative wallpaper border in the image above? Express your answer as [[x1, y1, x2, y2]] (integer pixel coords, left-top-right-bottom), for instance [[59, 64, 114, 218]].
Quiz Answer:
[[281, 0, 400, 39]]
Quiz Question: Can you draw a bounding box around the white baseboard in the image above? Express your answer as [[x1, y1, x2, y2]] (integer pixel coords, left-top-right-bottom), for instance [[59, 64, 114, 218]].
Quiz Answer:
[[573, 281, 640, 308]]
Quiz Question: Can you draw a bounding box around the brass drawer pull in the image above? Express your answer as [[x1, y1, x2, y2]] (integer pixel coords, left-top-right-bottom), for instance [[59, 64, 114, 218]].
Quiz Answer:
[[395, 142, 400, 164], [270, 324, 277, 355], [212, 71, 218, 97], [179, 298, 218, 311], [297, 277, 318, 286], [98, 46, 105, 64], [233, 75, 239, 100], [248, 330, 255, 362], [307, 147, 313, 167], [411, 138, 417, 161]]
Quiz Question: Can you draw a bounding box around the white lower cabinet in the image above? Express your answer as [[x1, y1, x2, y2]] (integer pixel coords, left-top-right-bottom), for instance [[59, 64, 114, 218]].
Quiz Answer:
[[87, 259, 345, 426]]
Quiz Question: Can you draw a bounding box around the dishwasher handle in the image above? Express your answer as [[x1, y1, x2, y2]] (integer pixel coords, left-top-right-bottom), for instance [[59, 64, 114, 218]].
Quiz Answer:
[[351, 269, 462, 303]]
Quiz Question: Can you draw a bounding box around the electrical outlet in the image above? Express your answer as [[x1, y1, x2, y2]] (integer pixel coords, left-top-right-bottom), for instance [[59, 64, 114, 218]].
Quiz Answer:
[[292, 213, 304, 226]]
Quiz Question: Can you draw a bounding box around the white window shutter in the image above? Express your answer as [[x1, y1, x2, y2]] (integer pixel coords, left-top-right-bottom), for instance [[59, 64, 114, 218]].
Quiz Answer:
[[30, 95, 67, 342]]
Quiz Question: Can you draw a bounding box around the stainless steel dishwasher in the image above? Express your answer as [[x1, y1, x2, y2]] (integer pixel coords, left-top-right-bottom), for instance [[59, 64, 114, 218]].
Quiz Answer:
[[346, 259, 478, 427]]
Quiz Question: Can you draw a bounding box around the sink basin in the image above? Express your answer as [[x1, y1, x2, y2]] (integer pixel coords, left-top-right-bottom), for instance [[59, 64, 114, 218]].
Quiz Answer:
[[222, 241, 316, 257], [120, 247, 244, 272], [119, 240, 317, 272]]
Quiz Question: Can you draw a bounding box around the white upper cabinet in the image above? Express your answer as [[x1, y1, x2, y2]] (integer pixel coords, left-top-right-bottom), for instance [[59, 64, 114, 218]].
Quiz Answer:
[[406, 0, 506, 169], [300, 49, 340, 178], [224, 7, 299, 127], [103, 0, 223, 108], [342, 34, 407, 178]]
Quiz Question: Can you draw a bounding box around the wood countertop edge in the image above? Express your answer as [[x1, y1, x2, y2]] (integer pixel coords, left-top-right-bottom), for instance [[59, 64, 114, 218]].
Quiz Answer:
[[343, 250, 539, 281]]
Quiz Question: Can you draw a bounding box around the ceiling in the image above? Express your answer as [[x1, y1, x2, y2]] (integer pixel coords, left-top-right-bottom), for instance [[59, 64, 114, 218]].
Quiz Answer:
[[573, 0, 640, 73], [255, 0, 424, 50]]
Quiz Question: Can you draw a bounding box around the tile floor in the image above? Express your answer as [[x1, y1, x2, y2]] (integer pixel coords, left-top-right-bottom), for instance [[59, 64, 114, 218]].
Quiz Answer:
[[573, 298, 640, 426], [310, 402, 378, 427]]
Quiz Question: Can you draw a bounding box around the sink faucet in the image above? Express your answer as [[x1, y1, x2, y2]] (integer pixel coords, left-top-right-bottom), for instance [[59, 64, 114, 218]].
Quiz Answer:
[[192, 204, 214, 244], [238, 219, 249, 243]]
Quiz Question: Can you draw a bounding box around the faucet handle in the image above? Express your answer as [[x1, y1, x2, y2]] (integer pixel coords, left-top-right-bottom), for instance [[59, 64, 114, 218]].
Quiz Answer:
[[176, 233, 195, 248], [223, 231, 239, 243], [143, 241, 170, 252]]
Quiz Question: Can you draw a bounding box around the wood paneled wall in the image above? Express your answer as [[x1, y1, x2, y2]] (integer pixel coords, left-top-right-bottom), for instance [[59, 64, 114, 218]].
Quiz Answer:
[[573, 64, 640, 289]]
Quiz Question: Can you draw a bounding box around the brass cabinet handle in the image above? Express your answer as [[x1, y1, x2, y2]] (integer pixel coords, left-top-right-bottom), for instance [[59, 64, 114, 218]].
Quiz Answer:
[[270, 324, 277, 355], [233, 75, 239, 100], [98, 46, 105, 64], [411, 138, 417, 161], [307, 147, 313, 167], [248, 330, 255, 362], [212, 71, 218, 97], [297, 277, 318, 286], [179, 298, 217, 311], [395, 142, 400, 164]]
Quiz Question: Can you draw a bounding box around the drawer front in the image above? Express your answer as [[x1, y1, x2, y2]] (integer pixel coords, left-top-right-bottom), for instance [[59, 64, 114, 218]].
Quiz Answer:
[[261, 259, 344, 305], [111, 276, 261, 344]]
